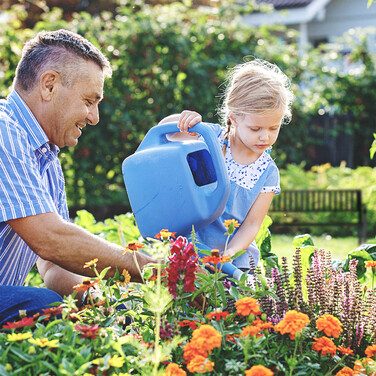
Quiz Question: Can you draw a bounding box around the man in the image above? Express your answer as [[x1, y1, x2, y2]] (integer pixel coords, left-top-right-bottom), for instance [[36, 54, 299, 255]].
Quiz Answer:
[[0, 29, 156, 325]]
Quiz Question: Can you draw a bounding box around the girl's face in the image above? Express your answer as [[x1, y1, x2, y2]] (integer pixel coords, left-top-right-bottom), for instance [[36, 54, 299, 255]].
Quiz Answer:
[[231, 111, 284, 160]]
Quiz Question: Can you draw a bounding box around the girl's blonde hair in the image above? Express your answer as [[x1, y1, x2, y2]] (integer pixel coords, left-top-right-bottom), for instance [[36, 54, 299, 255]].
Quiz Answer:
[[218, 59, 295, 155]]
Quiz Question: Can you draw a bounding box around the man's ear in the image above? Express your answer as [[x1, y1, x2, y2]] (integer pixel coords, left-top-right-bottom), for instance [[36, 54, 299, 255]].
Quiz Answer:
[[40, 71, 60, 101]]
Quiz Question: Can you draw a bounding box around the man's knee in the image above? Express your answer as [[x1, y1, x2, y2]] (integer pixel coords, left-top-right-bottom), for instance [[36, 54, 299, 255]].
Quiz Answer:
[[0, 286, 63, 325]]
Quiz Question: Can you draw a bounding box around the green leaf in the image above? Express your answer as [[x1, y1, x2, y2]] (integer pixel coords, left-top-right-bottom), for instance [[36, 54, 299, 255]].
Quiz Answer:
[[368, 0, 374, 8], [215, 281, 227, 308], [293, 234, 315, 248], [370, 133, 376, 159], [344, 249, 373, 281]]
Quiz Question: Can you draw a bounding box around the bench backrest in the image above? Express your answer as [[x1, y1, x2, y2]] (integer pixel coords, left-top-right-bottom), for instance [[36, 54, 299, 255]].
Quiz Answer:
[[269, 189, 362, 213]]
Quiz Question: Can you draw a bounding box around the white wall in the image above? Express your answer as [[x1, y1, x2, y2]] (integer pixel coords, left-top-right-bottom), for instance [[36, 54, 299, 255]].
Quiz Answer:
[[307, 0, 376, 42]]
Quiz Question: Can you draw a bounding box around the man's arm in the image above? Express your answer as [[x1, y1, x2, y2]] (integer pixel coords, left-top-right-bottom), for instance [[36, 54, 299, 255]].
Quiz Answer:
[[8, 212, 155, 283], [36, 258, 84, 300]]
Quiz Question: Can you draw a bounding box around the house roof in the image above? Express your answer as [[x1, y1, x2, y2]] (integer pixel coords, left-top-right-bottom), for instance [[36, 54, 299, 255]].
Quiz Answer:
[[256, 0, 314, 10], [243, 0, 332, 26]]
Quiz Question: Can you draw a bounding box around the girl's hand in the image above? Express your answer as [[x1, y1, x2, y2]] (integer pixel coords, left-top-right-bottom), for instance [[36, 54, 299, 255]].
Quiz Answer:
[[178, 110, 202, 133]]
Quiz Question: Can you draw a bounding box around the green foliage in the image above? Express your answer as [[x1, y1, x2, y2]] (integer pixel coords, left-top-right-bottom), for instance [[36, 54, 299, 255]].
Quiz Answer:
[[73, 209, 141, 244]]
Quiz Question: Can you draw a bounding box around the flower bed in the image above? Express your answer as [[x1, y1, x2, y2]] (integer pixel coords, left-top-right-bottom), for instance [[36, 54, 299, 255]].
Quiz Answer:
[[1, 215, 376, 376]]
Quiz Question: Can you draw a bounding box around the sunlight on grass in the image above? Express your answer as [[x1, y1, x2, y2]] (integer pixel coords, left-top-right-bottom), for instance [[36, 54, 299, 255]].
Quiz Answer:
[[271, 234, 360, 264]]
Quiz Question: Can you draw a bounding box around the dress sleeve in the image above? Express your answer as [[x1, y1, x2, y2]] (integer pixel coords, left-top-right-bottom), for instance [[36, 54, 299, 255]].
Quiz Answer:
[[261, 161, 281, 194], [0, 120, 57, 221]]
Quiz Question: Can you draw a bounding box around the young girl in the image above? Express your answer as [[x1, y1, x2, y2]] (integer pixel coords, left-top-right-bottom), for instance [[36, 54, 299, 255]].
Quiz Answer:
[[160, 59, 294, 271]]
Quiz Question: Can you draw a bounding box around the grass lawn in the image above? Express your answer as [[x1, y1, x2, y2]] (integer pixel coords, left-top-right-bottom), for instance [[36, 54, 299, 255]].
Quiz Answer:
[[271, 234, 360, 264]]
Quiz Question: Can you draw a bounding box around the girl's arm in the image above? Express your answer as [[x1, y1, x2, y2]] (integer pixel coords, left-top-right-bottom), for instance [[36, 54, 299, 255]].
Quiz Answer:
[[224, 192, 275, 258]]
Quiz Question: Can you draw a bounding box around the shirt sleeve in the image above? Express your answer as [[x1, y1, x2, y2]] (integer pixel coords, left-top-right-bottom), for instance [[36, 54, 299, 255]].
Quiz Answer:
[[261, 161, 281, 194], [0, 119, 57, 221]]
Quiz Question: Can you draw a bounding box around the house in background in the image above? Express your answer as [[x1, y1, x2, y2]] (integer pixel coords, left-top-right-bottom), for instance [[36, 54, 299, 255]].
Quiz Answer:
[[242, 0, 376, 49]]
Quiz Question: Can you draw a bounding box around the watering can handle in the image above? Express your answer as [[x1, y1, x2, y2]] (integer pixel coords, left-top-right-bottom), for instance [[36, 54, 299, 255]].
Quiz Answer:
[[137, 121, 230, 206]]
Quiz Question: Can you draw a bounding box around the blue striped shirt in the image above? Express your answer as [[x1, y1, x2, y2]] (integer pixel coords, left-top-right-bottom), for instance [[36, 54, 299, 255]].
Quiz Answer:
[[0, 91, 69, 286]]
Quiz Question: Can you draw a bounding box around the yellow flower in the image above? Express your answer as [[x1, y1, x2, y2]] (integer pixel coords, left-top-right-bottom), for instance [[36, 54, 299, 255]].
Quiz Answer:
[[92, 358, 103, 365], [366, 261, 376, 268], [109, 354, 125, 368], [7, 332, 32, 342], [29, 337, 59, 348], [84, 258, 98, 268], [223, 219, 240, 230], [119, 269, 131, 286], [155, 229, 176, 240]]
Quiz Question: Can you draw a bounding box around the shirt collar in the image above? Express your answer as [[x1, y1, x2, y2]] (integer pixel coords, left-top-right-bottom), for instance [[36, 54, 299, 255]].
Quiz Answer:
[[8, 90, 52, 151]]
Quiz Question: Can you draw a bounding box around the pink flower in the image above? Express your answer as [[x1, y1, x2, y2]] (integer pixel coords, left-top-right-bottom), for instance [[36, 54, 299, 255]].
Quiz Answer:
[[74, 323, 100, 339], [166, 236, 198, 297]]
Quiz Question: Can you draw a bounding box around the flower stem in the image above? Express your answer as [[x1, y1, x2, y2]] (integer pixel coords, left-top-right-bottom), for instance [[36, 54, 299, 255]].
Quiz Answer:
[[323, 355, 348, 376], [153, 265, 162, 376]]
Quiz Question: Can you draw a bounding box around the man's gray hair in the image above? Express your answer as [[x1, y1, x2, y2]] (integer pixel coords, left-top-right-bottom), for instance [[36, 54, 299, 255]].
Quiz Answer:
[[14, 29, 112, 91]]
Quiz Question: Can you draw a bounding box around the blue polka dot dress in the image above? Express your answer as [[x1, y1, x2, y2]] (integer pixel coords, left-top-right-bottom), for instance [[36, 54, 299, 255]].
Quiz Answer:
[[194, 123, 280, 269]]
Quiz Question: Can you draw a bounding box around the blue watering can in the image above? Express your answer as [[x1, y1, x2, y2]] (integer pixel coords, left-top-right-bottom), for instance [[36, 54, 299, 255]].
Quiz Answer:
[[122, 122, 230, 239]]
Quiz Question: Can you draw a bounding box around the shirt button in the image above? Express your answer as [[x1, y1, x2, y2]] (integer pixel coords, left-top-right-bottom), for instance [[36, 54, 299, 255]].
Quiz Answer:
[[41, 147, 47, 153]]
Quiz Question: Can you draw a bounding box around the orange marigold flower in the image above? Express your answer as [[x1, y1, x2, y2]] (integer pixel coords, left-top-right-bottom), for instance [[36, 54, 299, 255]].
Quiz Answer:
[[155, 229, 176, 240], [206, 311, 230, 322], [316, 314, 343, 338], [183, 341, 207, 363], [366, 261, 376, 268], [245, 365, 274, 376], [223, 219, 240, 230], [241, 325, 261, 337], [163, 363, 187, 376], [123, 241, 144, 254], [235, 297, 261, 316], [365, 344, 376, 358], [274, 310, 309, 340], [83, 258, 98, 268], [334, 367, 356, 376], [187, 356, 214, 374], [338, 346, 354, 356], [191, 325, 222, 354], [252, 318, 274, 331], [312, 336, 337, 357]]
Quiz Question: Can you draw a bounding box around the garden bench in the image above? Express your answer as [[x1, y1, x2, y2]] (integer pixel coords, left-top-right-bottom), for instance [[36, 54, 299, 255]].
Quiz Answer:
[[268, 189, 367, 244]]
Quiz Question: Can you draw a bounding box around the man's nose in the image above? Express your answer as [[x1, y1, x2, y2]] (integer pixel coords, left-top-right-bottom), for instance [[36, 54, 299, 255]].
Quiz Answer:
[[87, 105, 99, 125]]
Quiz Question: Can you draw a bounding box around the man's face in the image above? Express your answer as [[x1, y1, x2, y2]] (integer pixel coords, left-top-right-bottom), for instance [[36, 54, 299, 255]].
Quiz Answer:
[[46, 60, 104, 148]]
